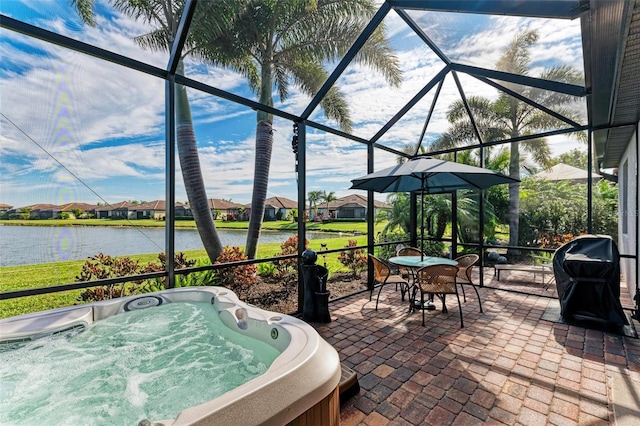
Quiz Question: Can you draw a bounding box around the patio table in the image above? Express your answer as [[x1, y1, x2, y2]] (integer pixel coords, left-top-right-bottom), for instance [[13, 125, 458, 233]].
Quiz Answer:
[[388, 255, 458, 269], [388, 256, 459, 312]]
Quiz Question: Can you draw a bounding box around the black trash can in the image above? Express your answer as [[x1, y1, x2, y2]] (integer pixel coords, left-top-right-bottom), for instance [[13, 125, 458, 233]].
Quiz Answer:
[[553, 235, 628, 326]]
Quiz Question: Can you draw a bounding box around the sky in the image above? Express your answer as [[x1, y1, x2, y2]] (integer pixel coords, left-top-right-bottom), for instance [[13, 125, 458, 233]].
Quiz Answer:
[[0, 0, 587, 209]]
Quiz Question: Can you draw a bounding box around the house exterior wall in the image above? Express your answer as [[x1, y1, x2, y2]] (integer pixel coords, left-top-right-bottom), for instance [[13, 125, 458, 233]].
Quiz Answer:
[[618, 123, 639, 303]]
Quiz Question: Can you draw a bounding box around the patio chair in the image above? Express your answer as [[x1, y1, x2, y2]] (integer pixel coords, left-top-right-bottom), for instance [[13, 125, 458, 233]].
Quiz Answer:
[[396, 246, 424, 257], [395, 246, 424, 280], [369, 255, 409, 310], [454, 254, 483, 313], [414, 264, 464, 327]]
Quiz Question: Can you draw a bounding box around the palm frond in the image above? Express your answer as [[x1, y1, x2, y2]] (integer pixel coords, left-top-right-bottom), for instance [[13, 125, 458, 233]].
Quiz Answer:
[[71, 0, 96, 26], [521, 138, 552, 166], [495, 29, 537, 75], [320, 86, 352, 132], [135, 30, 171, 52]]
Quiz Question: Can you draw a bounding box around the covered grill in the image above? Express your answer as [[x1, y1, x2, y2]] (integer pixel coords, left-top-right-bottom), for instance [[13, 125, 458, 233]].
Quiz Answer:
[[553, 235, 628, 327]]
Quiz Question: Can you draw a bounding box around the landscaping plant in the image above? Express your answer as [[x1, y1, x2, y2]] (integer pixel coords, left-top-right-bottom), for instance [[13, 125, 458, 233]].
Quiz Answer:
[[338, 240, 367, 278], [212, 246, 257, 298]]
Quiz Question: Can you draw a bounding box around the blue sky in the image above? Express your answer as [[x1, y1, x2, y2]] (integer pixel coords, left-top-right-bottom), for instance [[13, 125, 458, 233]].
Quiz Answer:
[[0, 1, 586, 209]]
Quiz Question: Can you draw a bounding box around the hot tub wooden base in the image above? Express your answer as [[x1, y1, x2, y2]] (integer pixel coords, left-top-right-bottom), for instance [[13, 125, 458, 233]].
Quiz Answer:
[[286, 386, 340, 426]]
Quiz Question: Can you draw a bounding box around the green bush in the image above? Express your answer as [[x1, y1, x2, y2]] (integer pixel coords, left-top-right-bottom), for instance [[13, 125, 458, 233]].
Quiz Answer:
[[213, 246, 257, 297], [76, 253, 142, 302], [376, 230, 409, 259], [177, 258, 216, 287], [518, 178, 618, 247], [338, 240, 367, 278], [273, 236, 307, 279], [76, 252, 198, 302], [419, 240, 446, 257], [257, 262, 277, 277]]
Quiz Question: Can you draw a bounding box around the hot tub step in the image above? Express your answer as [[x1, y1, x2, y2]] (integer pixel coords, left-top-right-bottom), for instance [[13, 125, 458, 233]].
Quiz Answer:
[[339, 363, 360, 404]]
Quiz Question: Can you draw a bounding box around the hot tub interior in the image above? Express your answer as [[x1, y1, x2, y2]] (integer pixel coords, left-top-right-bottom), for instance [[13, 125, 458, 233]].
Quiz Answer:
[[0, 287, 341, 426]]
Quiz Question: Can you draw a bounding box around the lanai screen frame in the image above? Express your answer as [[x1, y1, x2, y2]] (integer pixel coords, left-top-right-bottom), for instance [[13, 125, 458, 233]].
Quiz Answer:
[[0, 0, 613, 308]]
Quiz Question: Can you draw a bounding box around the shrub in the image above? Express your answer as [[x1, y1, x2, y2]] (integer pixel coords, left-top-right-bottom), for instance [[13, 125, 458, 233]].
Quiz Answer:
[[376, 230, 409, 259], [177, 258, 216, 288], [139, 252, 197, 292], [213, 246, 257, 297], [273, 235, 308, 279], [257, 262, 277, 278], [77, 252, 198, 302], [76, 253, 142, 302], [419, 240, 445, 257], [338, 240, 367, 278]]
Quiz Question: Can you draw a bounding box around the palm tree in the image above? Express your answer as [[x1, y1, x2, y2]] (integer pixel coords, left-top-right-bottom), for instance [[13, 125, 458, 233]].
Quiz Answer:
[[72, 0, 244, 262], [379, 192, 410, 235], [307, 190, 323, 220], [432, 30, 583, 251], [321, 191, 338, 219], [199, 1, 402, 258]]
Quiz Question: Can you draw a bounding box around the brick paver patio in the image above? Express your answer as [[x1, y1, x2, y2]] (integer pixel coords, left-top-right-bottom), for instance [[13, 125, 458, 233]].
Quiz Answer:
[[314, 269, 640, 425]]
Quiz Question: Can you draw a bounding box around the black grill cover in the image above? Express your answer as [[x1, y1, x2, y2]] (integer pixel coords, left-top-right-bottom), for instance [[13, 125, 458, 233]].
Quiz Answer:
[[553, 235, 628, 326]]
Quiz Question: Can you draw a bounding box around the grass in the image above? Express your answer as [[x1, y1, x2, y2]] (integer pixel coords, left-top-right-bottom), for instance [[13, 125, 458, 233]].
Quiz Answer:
[[0, 234, 370, 319]]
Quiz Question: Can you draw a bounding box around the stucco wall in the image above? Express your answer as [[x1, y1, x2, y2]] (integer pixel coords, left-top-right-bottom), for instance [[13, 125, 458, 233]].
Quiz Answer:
[[618, 123, 639, 304]]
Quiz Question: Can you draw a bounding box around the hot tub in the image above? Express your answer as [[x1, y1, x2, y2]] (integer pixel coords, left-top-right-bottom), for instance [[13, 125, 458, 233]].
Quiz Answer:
[[0, 287, 341, 425]]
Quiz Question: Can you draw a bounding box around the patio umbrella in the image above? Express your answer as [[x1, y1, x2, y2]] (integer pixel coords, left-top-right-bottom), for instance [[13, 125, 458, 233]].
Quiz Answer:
[[350, 157, 519, 257]]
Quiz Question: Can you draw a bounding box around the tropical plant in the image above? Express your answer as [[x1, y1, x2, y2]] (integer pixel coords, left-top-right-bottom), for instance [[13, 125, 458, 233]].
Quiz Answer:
[[75, 253, 142, 301], [518, 177, 618, 247], [176, 258, 216, 287], [307, 190, 324, 220], [431, 30, 584, 251], [139, 252, 197, 290], [378, 192, 410, 235], [19, 207, 30, 220], [321, 191, 338, 219], [74, 1, 401, 260], [71, 0, 242, 263], [338, 240, 367, 277], [549, 148, 588, 169], [273, 235, 308, 279], [198, 0, 402, 258], [212, 246, 258, 297]]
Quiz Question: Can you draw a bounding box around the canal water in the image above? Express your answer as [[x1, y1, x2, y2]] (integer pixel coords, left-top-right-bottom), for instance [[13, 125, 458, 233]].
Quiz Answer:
[[0, 225, 339, 266]]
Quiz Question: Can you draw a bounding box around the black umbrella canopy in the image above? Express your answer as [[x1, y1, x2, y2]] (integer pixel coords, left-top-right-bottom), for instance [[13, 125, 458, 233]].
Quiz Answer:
[[350, 157, 519, 194]]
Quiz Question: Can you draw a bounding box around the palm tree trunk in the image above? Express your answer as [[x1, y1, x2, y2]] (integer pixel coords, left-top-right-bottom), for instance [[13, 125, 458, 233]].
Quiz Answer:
[[245, 120, 273, 258], [176, 63, 223, 262], [508, 141, 520, 254], [245, 59, 275, 259]]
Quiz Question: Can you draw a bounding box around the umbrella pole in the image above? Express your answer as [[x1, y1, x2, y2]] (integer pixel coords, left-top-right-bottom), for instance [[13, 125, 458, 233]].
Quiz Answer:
[[420, 179, 425, 261]]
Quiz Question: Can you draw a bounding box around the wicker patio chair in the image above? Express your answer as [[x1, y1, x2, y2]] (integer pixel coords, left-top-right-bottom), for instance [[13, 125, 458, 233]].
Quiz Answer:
[[369, 254, 409, 310], [414, 264, 463, 327], [454, 254, 483, 313], [395, 246, 424, 281]]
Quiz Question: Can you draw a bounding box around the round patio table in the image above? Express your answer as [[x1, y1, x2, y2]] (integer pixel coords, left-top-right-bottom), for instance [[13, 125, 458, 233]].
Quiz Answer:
[[388, 255, 458, 268], [388, 256, 459, 312]]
